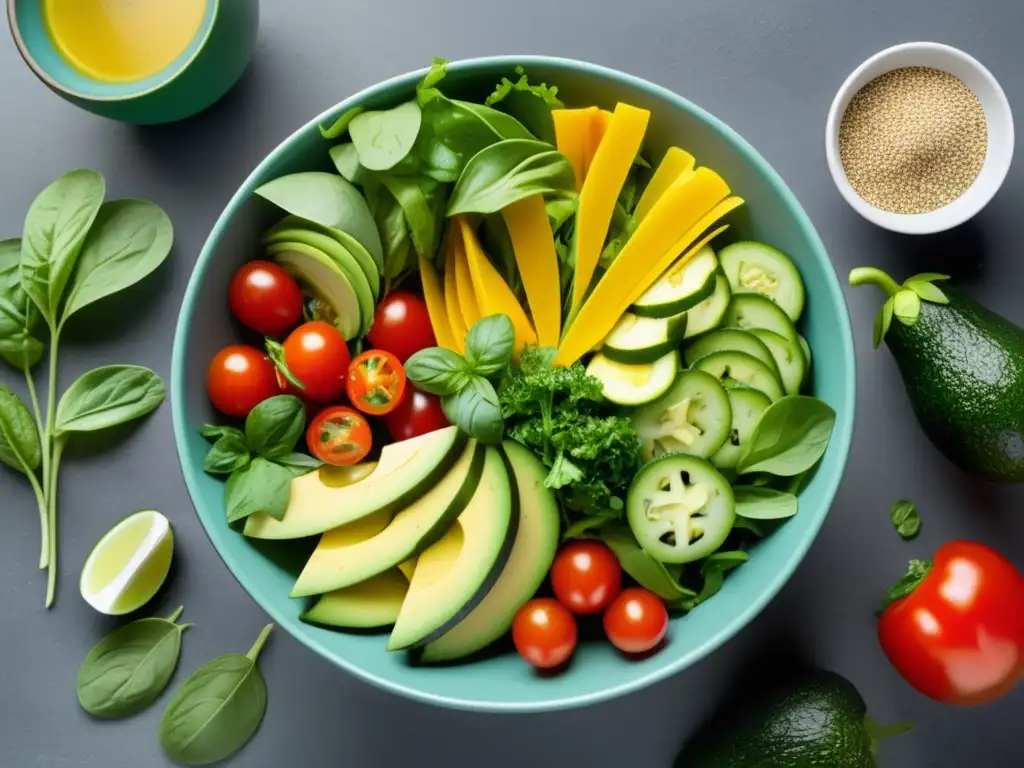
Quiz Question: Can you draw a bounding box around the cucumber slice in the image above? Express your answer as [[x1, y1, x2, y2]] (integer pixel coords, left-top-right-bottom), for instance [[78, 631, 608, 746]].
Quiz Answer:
[[721, 293, 798, 343], [632, 370, 732, 460], [719, 241, 805, 321], [632, 246, 718, 318], [587, 351, 678, 406], [749, 329, 806, 396], [692, 350, 785, 402], [627, 454, 735, 564], [683, 272, 731, 339], [683, 328, 781, 378], [603, 312, 687, 365], [799, 334, 812, 368], [712, 387, 772, 470]]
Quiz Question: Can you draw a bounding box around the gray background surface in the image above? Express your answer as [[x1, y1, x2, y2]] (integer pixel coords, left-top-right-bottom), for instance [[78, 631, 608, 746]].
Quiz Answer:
[[2, 1, 1023, 765]]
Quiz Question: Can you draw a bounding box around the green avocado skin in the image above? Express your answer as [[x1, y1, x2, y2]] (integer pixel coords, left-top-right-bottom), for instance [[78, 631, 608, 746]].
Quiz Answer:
[[677, 670, 875, 768], [886, 287, 1024, 482]]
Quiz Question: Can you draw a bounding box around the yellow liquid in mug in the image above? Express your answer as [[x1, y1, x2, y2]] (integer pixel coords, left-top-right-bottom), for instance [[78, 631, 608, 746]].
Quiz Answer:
[[44, 0, 208, 84]]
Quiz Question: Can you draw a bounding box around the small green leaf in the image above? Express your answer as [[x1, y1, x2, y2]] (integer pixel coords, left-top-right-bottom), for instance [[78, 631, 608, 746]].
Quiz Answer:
[[225, 458, 294, 522], [318, 106, 364, 139], [880, 559, 932, 613], [405, 347, 472, 395], [890, 499, 921, 540], [737, 396, 836, 476], [464, 314, 515, 376], [904, 272, 950, 284], [544, 451, 584, 489], [892, 289, 921, 327], [0, 238, 44, 371], [55, 365, 164, 434], [673, 552, 750, 611], [378, 174, 445, 260], [200, 424, 245, 442], [349, 100, 422, 172], [734, 486, 799, 520], [562, 514, 613, 540], [274, 452, 323, 476], [441, 375, 504, 444], [203, 432, 251, 475], [904, 279, 949, 305], [243, 395, 306, 459], [264, 339, 305, 392], [601, 525, 696, 601], [0, 386, 41, 473], [873, 297, 894, 348]]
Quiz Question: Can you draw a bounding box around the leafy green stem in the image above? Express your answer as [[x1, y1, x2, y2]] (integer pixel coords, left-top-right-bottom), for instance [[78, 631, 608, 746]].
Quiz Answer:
[[247, 623, 275, 660], [20, 458, 48, 569], [23, 363, 43, 436], [865, 715, 914, 756], [44, 433, 66, 608], [848, 267, 901, 297]]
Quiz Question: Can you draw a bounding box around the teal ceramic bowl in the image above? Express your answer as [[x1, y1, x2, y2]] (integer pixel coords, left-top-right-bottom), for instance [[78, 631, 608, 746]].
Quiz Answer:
[[7, 0, 258, 124], [171, 57, 856, 712]]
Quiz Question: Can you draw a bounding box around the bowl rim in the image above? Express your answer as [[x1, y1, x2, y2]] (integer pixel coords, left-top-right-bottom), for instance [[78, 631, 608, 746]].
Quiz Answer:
[[6, 0, 220, 102], [824, 41, 1015, 235], [171, 55, 857, 713]]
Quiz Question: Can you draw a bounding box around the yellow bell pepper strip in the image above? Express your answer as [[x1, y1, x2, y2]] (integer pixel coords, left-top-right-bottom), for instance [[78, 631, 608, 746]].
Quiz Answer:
[[452, 232, 482, 329], [502, 195, 561, 347], [442, 232, 468, 351], [418, 255, 458, 351], [555, 166, 730, 366], [634, 147, 696, 222], [582, 109, 614, 181], [552, 107, 596, 191], [457, 216, 537, 355], [571, 102, 651, 315]]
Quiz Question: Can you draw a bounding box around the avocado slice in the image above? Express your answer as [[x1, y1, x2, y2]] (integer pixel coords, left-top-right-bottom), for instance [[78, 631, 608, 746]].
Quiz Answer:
[[267, 215, 380, 300], [418, 440, 559, 663], [388, 445, 518, 651], [301, 568, 409, 629], [290, 442, 485, 597], [267, 240, 374, 337], [243, 426, 467, 539], [270, 244, 362, 340]]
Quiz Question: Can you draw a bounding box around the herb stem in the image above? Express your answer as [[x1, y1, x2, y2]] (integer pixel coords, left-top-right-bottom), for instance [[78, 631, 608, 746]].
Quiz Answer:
[[44, 434, 66, 609], [246, 624, 275, 660], [23, 462, 48, 569], [23, 363, 43, 436], [40, 330, 60, 605]]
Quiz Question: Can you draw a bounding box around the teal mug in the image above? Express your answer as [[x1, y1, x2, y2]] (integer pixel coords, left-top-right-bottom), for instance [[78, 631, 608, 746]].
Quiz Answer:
[[7, 0, 259, 125]]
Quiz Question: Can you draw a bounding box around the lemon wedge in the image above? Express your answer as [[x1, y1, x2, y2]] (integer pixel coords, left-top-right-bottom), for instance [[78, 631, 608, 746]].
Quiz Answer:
[[80, 510, 174, 615]]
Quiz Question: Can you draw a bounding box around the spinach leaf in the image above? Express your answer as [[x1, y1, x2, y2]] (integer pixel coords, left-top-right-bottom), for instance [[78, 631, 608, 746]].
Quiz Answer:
[[225, 458, 294, 522], [20, 169, 106, 323], [464, 314, 515, 376], [60, 200, 173, 325], [243, 395, 305, 459], [673, 551, 750, 611], [328, 143, 371, 186], [441, 375, 504, 444], [734, 486, 799, 520], [448, 139, 576, 215], [349, 100, 422, 172], [77, 606, 190, 719], [405, 348, 472, 395], [55, 365, 164, 435], [0, 386, 41, 472], [737, 396, 836, 476], [0, 238, 43, 370], [379, 174, 446, 260], [203, 432, 250, 475], [159, 624, 273, 766], [274, 452, 323, 475], [318, 106, 364, 139], [485, 67, 564, 145], [255, 172, 383, 267], [890, 499, 921, 540], [602, 525, 697, 601]]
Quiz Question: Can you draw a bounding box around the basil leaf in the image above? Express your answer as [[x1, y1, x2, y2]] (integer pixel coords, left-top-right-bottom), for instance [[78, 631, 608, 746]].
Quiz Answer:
[[737, 396, 836, 476], [328, 143, 371, 186], [405, 347, 472, 395], [55, 365, 164, 434], [890, 499, 921, 540], [448, 139, 576, 215], [274, 452, 323, 476], [60, 200, 174, 325], [379, 174, 446, 260], [0, 333, 44, 370], [20, 169, 106, 324], [255, 172, 383, 268], [464, 314, 515, 376], [0, 238, 44, 370], [77, 606, 190, 719], [0, 386, 41, 472], [203, 432, 251, 475], [602, 525, 697, 601], [243, 395, 305, 459], [225, 458, 294, 522], [349, 100, 422, 172], [441, 376, 504, 444], [264, 339, 305, 392], [734, 486, 799, 520], [159, 624, 273, 766], [318, 105, 364, 139], [199, 424, 245, 442]]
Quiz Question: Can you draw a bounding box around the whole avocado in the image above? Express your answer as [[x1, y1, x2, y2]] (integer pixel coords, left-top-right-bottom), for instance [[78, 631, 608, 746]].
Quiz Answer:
[[851, 267, 1024, 482]]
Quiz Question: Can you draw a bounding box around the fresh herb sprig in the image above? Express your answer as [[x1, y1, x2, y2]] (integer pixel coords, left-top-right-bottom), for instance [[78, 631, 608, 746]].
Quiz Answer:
[[890, 499, 921, 540]]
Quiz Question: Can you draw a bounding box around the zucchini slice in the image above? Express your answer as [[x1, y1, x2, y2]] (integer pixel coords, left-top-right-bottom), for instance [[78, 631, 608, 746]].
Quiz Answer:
[[711, 386, 772, 469], [749, 329, 806, 396], [632, 370, 732, 460], [683, 328, 781, 378], [683, 271, 731, 339], [603, 312, 687, 365], [721, 293, 798, 343], [719, 241, 805, 321], [692, 350, 785, 402], [632, 246, 718, 318], [587, 351, 679, 407]]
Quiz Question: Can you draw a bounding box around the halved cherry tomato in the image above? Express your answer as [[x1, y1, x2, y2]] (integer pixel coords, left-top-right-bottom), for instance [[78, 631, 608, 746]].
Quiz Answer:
[[383, 387, 449, 441], [280, 321, 351, 403], [603, 588, 668, 654], [551, 540, 622, 615], [512, 598, 578, 669], [878, 541, 1024, 706], [306, 406, 372, 466], [346, 350, 407, 416], [228, 260, 303, 336], [206, 345, 279, 418], [366, 291, 435, 363]]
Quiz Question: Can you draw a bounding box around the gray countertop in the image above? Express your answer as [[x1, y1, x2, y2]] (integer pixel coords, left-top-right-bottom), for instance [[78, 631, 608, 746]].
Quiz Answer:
[[2, 1, 1023, 765]]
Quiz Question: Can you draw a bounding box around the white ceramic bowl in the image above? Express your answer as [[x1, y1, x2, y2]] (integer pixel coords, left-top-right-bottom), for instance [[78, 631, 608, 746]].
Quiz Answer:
[[825, 42, 1014, 234]]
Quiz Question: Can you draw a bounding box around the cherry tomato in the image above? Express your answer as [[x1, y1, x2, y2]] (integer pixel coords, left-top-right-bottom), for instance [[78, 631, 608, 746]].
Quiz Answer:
[[383, 387, 449, 441], [365, 291, 435, 363], [603, 588, 669, 654], [306, 406, 372, 466], [512, 598, 578, 669], [206, 345, 279, 418], [228, 261, 303, 336], [878, 541, 1024, 706], [280, 321, 351, 403], [346, 350, 407, 416], [551, 540, 622, 615]]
